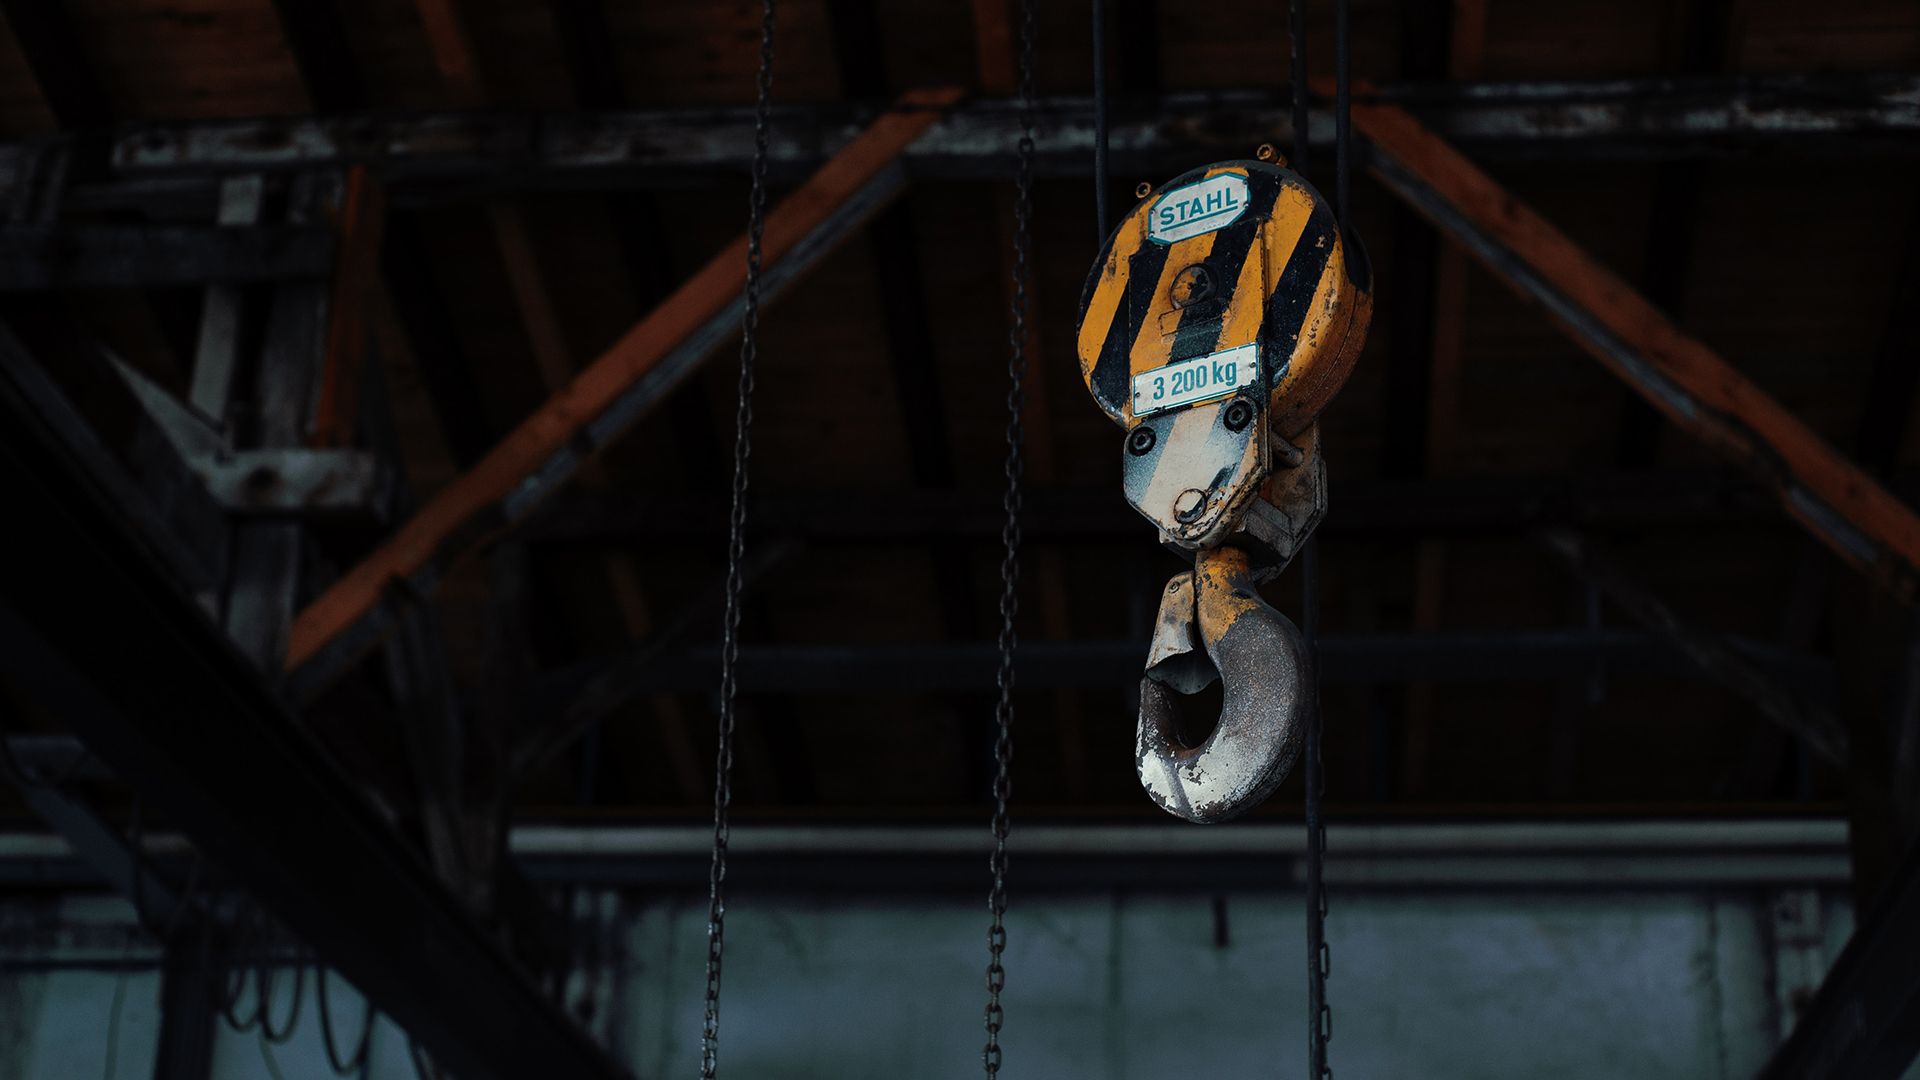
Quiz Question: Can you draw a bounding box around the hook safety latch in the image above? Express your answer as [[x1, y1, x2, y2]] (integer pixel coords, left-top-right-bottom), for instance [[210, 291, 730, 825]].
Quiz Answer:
[[1136, 546, 1310, 824]]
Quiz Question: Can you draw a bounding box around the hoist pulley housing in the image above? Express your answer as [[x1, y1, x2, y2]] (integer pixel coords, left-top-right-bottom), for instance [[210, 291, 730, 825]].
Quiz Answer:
[[1075, 156, 1373, 825], [1076, 158, 1372, 577]]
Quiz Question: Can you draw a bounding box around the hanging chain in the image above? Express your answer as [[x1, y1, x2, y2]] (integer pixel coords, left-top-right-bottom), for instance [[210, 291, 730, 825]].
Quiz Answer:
[[1307, 1, 1351, 1075], [983, 0, 1036, 1075], [1304, 542, 1331, 1080], [703, 2, 776, 1077]]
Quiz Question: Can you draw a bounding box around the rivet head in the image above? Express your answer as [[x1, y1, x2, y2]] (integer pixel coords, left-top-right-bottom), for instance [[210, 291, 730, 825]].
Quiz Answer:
[[1127, 426, 1157, 456]]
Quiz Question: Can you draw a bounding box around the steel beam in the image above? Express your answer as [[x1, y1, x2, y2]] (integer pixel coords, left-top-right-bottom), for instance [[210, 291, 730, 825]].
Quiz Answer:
[[0, 322, 226, 596], [284, 88, 964, 691], [192, 448, 391, 515], [1353, 97, 1920, 602], [310, 165, 387, 449], [1759, 838, 1920, 1080], [70, 73, 1920, 197], [0, 320, 626, 1080]]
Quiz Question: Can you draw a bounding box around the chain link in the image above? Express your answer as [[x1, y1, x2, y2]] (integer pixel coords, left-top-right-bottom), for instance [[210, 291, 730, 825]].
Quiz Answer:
[[1304, 535, 1331, 1080], [984, 0, 1036, 1075], [1314, 0, 1353, 1070], [703, 2, 776, 1076]]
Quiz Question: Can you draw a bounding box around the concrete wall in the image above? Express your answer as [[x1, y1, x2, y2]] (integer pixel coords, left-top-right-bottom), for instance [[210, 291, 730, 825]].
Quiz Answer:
[[0, 883, 1859, 1079]]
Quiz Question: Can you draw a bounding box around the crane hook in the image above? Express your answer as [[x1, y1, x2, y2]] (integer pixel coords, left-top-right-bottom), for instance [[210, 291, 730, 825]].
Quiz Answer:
[[1136, 545, 1310, 824]]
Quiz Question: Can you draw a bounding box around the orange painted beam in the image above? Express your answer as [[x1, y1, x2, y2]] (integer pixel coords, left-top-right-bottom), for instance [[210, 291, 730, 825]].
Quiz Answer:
[[1352, 97, 1920, 601], [310, 165, 387, 449], [412, 0, 488, 104], [287, 87, 965, 670]]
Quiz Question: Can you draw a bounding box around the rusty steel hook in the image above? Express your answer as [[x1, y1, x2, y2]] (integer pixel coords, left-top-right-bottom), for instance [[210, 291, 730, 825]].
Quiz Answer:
[[1136, 546, 1310, 824]]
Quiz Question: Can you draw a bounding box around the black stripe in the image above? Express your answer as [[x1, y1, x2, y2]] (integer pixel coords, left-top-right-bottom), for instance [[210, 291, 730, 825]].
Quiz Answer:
[[1165, 171, 1280, 364], [1263, 202, 1339, 389], [1090, 235, 1171, 416]]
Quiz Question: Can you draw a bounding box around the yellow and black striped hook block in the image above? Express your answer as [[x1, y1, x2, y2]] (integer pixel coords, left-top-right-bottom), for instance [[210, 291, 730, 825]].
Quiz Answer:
[[1075, 158, 1371, 577]]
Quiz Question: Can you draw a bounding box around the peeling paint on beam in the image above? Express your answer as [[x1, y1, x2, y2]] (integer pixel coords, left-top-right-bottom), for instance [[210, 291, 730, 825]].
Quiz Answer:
[[92, 74, 1920, 192]]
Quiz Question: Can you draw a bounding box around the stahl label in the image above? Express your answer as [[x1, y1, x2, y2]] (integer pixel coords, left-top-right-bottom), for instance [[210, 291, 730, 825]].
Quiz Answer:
[[1148, 173, 1251, 244], [1132, 343, 1259, 416]]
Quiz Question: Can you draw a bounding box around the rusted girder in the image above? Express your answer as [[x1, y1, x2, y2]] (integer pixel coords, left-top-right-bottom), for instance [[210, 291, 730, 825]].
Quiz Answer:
[[80, 74, 1920, 194], [1353, 97, 1920, 602], [1758, 836, 1920, 1080], [0, 322, 628, 1080], [284, 88, 965, 686]]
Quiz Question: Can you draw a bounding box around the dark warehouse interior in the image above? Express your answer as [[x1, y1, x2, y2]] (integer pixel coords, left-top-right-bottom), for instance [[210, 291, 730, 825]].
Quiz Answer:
[[0, 0, 1918, 1077]]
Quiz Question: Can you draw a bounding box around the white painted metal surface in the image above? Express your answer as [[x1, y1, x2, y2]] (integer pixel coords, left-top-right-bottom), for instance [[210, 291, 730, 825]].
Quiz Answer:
[[0, 819, 1864, 1079]]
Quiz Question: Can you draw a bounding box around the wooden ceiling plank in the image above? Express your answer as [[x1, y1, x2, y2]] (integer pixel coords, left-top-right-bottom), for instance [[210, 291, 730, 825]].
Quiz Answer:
[[0, 0, 109, 128], [549, 0, 625, 108], [267, 0, 369, 113]]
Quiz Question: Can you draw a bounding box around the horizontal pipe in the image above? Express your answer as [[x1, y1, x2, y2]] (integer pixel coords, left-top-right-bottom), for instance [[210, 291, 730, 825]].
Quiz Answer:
[[0, 819, 1852, 894], [512, 818, 1854, 891]]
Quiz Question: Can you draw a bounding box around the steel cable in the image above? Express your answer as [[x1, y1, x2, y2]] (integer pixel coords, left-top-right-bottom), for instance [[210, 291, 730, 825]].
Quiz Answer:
[[257, 949, 306, 1045], [316, 965, 377, 1076]]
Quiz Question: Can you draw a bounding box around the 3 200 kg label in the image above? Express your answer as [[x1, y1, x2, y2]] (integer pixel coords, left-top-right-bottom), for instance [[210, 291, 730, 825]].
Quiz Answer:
[[1132, 343, 1258, 416]]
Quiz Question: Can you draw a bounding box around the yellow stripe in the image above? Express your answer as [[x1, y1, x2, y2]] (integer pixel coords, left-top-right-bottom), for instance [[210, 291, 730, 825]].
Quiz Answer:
[[1219, 182, 1315, 352], [1076, 217, 1147, 380], [1279, 240, 1346, 397]]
